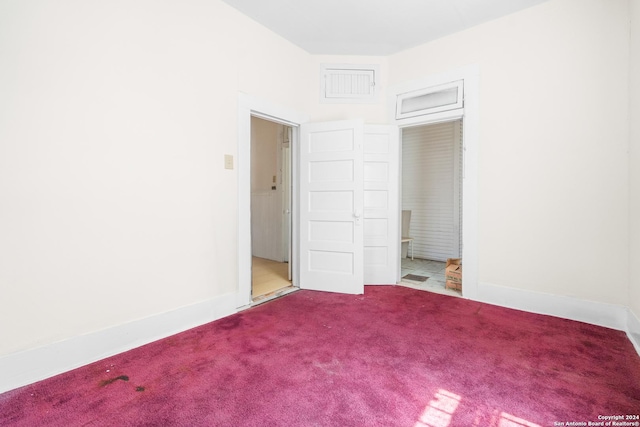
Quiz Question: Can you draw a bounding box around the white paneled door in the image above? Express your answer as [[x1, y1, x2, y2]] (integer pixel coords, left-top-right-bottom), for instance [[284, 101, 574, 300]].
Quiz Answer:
[[363, 125, 399, 284], [299, 120, 364, 294]]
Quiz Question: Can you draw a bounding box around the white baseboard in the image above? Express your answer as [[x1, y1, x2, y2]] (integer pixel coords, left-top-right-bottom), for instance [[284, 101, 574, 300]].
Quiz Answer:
[[477, 281, 640, 358], [0, 292, 237, 395], [2, 287, 637, 396], [627, 308, 640, 356], [477, 281, 628, 331]]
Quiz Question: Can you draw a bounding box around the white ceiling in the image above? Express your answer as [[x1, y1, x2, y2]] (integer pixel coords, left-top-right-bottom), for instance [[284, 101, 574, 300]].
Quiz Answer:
[[220, 0, 550, 55]]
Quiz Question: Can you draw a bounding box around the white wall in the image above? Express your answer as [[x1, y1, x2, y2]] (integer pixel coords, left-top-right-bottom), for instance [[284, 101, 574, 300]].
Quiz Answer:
[[0, 0, 310, 357], [390, 0, 630, 305], [629, 0, 640, 322]]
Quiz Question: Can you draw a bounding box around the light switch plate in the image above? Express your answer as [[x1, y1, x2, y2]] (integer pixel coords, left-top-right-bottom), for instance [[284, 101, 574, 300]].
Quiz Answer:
[[224, 154, 234, 170]]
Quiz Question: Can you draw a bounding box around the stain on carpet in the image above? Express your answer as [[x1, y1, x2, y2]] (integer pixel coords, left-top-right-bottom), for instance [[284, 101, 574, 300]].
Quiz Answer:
[[99, 375, 129, 387]]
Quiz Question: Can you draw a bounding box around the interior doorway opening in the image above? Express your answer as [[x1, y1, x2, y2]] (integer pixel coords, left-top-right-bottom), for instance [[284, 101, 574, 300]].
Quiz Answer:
[[250, 116, 294, 301], [399, 119, 463, 296]]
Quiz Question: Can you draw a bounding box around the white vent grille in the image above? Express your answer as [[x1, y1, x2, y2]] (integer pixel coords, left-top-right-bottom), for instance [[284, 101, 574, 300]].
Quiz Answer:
[[320, 64, 378, 103]]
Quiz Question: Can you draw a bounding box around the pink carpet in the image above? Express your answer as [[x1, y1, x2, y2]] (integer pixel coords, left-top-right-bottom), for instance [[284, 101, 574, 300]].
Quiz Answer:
[[1, 286, 639, 426]]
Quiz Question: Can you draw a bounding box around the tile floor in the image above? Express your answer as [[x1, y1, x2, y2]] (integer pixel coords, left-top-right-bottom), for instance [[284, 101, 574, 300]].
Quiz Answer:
[[400, 258, 461, 297], [251, 256, 461, 304]]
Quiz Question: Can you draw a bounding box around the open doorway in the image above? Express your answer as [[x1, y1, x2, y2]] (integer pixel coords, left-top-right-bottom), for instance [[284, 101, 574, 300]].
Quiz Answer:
[[399, 119, 462, 296], [250, 116, 294, 301]]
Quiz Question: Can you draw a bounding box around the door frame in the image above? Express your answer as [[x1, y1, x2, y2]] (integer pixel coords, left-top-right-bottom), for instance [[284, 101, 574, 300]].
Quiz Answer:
[[390, 65, 479, 300], [237, 94, 308, 308], [399, 120, 462, 262]]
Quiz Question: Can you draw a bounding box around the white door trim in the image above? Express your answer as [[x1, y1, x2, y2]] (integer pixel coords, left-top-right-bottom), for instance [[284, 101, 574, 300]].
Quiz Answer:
[[237, 93, 308, 308], [389, 65, 480, 300]]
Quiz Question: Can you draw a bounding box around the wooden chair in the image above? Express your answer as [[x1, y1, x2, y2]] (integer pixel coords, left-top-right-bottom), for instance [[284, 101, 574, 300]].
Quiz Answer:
[[401, 210, 414, 260]]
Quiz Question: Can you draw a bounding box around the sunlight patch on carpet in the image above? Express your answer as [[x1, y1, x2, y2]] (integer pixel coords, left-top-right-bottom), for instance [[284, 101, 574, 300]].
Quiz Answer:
[[414, 389, 461, 427]]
